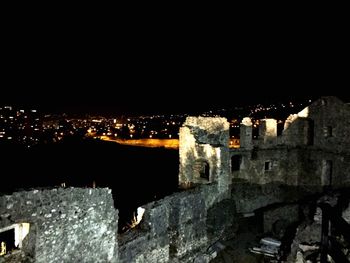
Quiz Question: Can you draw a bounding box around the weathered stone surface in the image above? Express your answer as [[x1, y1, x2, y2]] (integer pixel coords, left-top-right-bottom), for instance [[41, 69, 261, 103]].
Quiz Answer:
[[259, 119, 277, 145], [262, 203, 299, 235], [179, 116, 230, 201], [240, 117, 253, 149], [118, 183, 236, 263], [182, 117, 230, 147], [206, 199, 237, 242], [231, 182, 311, 214], [231, 96, 350, 188], [0, 188, 118, 263], [3, 97, 350, 262]]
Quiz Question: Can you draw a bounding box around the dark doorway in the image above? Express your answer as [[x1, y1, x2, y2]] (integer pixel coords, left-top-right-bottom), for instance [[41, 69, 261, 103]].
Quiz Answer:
[[200, 162, 210, 180], [264, 161, 272, 171], [194, 160, 210, 181], [0, 228, 16, 255], [307, 120, 314, 145], [231, 155, 241, 172]]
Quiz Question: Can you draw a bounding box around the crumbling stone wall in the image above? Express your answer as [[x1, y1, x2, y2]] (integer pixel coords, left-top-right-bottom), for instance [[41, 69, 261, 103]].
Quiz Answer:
[[262, 204, 299, 234], [233, 149, 350, 189], [0, 116, 235, 263], [118, 115, 236, 262], [282, 116, 313, 147], [231, 96, 350, 189], [240, 117, 253, 149], [258, 119, 277, 146], [179, 117, 230, 202], [0, 188, 118, 263], [118, 200, 170, 263], [119, 184, 236, 263], [232, 148, 302, 185], [2, 186, 220, 263], [302, 96, 350, 152], [278, 96, 350, 149], [231, 182, 313, 214], [3, 101, 349, 262]]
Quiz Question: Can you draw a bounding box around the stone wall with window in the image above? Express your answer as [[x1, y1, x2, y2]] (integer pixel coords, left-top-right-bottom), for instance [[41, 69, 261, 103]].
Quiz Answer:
[[231, 96, 350, 189], [0, 185, 237, 263], [306, 96, 350, 151], [0, 116, 235, 263], [0, 188, 118, 263], [179, 116, 231, 202]]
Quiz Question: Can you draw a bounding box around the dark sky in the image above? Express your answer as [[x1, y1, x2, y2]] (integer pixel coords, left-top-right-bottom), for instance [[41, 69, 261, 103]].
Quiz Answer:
[[1, 58, 349, 115], [2, 52, 348, 115], [1, 17, 348, 115], [2, 86, 349, 116]]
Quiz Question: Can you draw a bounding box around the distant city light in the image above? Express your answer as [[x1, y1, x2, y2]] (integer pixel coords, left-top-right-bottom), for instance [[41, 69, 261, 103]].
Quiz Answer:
[[0, 97, 319, 148]]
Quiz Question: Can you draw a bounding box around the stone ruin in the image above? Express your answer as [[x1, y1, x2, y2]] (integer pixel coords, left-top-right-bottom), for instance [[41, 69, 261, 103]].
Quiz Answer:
[[0, 116, 234, 263], [1, 96, 350, 262], [0, 188, 117, 263]]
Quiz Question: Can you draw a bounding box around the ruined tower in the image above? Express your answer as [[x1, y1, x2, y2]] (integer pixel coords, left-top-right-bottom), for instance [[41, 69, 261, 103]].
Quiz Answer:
[[259, 118, 277, 145], [179, 117, 230, 197], [240, 117, 253, 149]]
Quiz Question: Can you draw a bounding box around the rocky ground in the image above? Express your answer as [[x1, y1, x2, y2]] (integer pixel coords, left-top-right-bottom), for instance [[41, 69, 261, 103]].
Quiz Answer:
[[210, 216, 268, 263]]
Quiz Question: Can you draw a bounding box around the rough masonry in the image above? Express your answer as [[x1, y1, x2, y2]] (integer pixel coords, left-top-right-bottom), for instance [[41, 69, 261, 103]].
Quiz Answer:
[[1, 96, 350, 262], [0, 188, 118, 263], [232, 96, 350, 189]]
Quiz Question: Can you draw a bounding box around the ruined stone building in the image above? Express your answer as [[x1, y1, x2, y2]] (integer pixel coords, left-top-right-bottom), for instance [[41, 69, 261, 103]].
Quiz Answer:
[[230, 96, 350, 262], [1, 96, 350, 262], [232, 96, 350, 188]]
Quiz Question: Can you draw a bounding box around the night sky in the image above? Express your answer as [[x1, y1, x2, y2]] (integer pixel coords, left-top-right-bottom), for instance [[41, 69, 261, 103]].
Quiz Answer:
[[1, 86, 349, 116], [2, 44, 347, 115], [1, 49, 348, 115], [1, 9, 348, 116], [1, 21, 348, 115]]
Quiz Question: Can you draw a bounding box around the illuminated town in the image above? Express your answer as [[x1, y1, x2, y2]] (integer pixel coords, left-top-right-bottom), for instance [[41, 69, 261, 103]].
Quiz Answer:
[[0, 99, 311, 149]]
